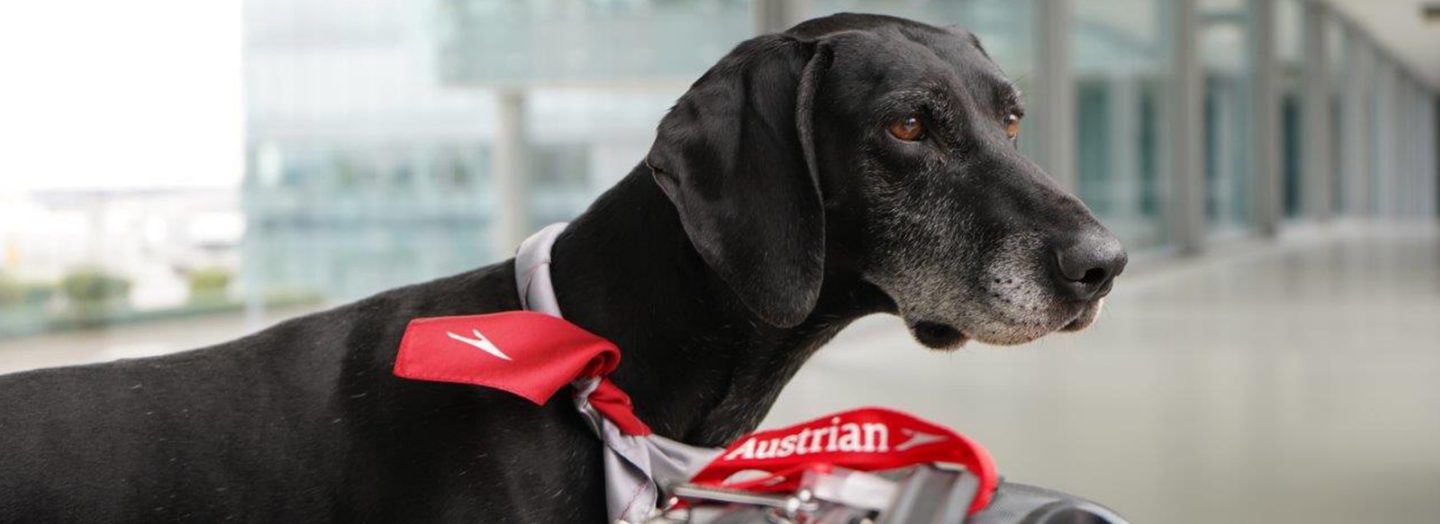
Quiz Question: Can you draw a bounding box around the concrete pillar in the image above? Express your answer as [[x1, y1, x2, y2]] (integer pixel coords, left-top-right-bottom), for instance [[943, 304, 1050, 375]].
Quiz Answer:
[[1170, 0, 1205, 254], [1032, 0, 1077, 192], [1249, 0, 1280, 236], [1429, 96, 1440, 218], [753, 0, 810, 34], [1374, 63, 1396, 218], [492, 89, 530, 257], [1300, 0, 1332, 220], [1340, 26, 1371, 216], [1412, 82, 1425, 217], [1216, 82, 1238, 223], [1109, 73, 1142, 222]]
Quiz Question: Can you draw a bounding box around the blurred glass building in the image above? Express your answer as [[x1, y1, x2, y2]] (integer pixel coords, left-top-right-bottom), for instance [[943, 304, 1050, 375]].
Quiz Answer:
[[238, 0, 1437, 311]]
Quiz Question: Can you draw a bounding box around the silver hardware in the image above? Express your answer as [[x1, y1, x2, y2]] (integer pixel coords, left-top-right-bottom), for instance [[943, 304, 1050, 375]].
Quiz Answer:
[[669, 483, 820, 515]]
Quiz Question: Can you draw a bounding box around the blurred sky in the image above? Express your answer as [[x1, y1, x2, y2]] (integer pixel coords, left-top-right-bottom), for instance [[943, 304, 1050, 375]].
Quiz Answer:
[[0, 1, 242, 193]]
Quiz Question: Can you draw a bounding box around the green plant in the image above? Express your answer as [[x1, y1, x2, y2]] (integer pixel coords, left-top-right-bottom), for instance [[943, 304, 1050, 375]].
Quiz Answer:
[[188, 267, 233, 303], [0, 273, 21, 305], [58, 268, 131, 328], [59, 268, 130, 303]]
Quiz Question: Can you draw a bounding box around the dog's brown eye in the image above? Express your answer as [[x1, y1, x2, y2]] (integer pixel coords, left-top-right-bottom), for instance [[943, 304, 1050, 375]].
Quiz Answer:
[[887, 115, 925, 141], [1004, 113, 1021, 139]]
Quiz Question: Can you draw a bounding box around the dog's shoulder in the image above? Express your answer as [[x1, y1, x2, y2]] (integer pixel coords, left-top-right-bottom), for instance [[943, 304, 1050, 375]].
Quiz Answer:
[[267, 257, 526, 369], [172, 258, 529, 390], [355, 256, 524, 320]]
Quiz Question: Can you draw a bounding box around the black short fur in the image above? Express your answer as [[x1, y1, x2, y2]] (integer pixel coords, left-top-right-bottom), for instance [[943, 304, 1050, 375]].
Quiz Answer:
[[0, 13, 1123, 523]]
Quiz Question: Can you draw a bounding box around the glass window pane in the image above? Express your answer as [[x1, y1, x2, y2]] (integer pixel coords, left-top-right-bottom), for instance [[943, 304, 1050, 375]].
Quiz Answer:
[[1326, 16, 1346, 213], [1072, 0, 1171, 249], [805, 1, 1036, 106], [1199, 0, 1253, 234], [243, 0, 757, 308], [1277, 0, 1303, 218]]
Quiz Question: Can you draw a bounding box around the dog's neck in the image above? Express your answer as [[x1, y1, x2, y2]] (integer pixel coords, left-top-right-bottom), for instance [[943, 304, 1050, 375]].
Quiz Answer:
[[547, 165, 892, 446]]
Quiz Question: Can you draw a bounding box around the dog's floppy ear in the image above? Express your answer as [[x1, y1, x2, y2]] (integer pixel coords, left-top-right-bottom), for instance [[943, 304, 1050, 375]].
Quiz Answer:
[[646, 35, 832, 328]]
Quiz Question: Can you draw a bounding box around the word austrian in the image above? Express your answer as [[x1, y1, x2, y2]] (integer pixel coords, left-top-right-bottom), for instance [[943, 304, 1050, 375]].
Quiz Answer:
[[722, 418, 889, 461]]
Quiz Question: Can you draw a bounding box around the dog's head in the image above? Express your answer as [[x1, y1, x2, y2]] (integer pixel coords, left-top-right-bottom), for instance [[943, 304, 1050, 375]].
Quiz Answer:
[[646, 14, 1126, 349]]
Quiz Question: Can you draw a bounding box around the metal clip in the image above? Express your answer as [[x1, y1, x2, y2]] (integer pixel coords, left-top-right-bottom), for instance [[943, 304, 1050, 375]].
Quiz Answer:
[[669, 482, 820, 518]]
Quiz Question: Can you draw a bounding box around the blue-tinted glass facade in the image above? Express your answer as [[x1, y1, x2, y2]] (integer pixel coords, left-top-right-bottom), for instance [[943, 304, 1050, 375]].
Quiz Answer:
[[1072, 0, 1172, 249]]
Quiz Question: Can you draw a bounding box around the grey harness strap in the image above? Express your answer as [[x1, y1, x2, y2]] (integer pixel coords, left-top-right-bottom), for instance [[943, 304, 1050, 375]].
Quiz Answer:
[[515, 223, 722, 523]]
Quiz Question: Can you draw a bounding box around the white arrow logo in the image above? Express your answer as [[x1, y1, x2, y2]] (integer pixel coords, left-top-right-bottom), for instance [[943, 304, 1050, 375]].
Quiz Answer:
[[446, 329, 513, 361], [894, 428, 947, 451]]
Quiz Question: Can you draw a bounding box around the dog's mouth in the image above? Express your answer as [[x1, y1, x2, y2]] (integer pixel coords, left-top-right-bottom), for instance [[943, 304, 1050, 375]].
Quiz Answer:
[[908, 320, 969, 349], [1059, 299, 1104, 332], [904, 298, 1104, 350]]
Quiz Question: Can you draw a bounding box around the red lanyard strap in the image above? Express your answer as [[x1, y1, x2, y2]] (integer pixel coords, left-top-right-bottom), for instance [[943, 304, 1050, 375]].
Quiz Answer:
[[688, 407, 998, 515]]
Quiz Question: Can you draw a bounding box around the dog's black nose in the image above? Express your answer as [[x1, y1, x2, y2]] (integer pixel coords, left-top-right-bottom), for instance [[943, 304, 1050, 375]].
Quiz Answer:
[[1051, 230, 1127, 301]]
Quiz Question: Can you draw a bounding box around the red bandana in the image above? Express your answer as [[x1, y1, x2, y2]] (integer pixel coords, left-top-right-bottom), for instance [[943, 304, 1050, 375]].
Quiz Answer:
[[393, 311, 651, 435]]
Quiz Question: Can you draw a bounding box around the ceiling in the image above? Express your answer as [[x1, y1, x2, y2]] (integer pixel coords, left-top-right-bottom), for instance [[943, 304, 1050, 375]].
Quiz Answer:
[[1326, 0, 1440, 89]]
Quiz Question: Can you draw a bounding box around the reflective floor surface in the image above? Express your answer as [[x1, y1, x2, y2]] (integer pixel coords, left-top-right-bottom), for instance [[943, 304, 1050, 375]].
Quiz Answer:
[[769, 221, 1440, 523], [3, 221, 1437, 523]]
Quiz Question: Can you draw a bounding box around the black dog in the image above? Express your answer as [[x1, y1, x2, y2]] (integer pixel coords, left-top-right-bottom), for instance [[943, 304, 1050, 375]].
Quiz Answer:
[[0, 14, 1125, 523]]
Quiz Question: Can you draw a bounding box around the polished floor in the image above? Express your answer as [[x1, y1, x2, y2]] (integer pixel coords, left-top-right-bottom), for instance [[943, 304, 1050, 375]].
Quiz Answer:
[[3, 222, 1438, 523], [770, 221, 1440, 523]]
